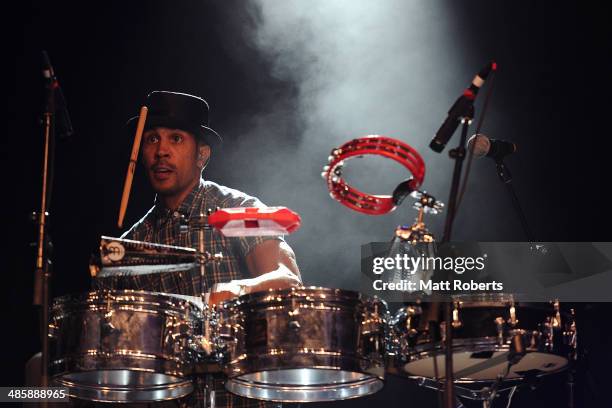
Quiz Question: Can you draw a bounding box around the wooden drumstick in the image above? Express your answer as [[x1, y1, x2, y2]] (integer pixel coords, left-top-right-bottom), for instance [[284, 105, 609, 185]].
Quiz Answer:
[[118, 106, 148, 229]]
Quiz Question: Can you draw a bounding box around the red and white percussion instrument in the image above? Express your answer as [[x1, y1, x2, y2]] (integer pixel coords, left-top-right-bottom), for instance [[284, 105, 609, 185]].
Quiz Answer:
[[322, 135, 426, 215], [208, 206, 301, 237]]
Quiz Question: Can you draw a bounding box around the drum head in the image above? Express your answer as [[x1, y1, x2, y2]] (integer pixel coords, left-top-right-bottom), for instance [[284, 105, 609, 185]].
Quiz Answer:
[[387, 297, 576, 385], [403, 351, 568, 382]]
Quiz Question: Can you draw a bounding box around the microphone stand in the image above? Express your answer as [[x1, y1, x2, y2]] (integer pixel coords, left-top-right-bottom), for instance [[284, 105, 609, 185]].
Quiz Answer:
[[33, 60, 57, 389], [441, 105, 474, 408], [442, 110, 473, 243], [494, 159, 535, 242]]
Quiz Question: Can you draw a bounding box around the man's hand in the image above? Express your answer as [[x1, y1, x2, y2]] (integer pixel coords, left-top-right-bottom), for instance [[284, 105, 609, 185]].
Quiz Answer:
[[207, 274, 303, 306], [207, 281, 244, 306]]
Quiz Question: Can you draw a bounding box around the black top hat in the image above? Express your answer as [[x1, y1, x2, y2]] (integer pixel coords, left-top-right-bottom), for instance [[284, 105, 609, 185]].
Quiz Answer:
[[127, 91, 222, 147]]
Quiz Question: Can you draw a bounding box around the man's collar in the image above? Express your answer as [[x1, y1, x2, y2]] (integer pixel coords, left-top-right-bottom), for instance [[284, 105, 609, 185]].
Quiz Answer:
[[152, 178, 205, 218]]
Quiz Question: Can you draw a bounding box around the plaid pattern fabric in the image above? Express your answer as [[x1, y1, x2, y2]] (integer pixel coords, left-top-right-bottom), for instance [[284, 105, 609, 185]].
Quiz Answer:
[[92, 179, 282, 408]]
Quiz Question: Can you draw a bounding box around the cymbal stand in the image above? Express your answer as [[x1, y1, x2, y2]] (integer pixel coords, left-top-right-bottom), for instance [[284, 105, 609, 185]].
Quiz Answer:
[[418, 376, 519, 408], [388, 191, 442, 287], [394, 190, 443, 243]]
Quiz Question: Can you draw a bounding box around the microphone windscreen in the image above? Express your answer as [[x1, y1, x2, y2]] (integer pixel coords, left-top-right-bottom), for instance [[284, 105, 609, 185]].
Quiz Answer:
[[467, 134, 491, 158]]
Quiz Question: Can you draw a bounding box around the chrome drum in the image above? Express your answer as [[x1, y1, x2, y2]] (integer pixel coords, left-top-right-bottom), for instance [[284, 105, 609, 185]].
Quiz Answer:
[[217, 287, 387, 402], [387, 295, 577, 385], [49, 290, 204, 402]]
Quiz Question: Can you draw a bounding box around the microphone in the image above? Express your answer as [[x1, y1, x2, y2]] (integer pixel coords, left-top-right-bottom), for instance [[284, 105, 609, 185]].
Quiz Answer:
[[467, 134, 517, 160], [42, 51, 74, 138], [429, 61, 497, 153]]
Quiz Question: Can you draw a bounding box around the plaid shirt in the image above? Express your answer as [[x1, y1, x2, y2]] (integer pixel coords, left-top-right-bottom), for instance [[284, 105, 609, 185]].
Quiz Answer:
[[93, 179, 282, 408]]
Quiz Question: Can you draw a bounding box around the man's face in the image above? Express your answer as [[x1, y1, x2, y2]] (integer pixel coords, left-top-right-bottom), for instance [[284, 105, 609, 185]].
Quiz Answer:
[[141, 127, 210, 197]]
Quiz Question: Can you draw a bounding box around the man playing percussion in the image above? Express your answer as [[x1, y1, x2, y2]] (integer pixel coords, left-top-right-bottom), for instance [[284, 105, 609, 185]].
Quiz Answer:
[[99, 91, 301, 407], [118, 91, 301, 301]]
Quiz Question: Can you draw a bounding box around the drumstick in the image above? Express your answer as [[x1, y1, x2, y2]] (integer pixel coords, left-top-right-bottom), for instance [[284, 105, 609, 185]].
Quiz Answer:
[[118, 106, 148, 229]]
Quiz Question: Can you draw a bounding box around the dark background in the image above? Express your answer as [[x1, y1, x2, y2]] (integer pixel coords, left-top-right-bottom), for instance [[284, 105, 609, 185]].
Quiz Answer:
[[5, 0, 611, 407]]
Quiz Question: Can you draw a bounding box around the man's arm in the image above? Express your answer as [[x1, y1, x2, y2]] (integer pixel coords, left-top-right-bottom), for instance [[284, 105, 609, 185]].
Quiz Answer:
[[208, 239, 302, 304], [244, 239, 301, 290]]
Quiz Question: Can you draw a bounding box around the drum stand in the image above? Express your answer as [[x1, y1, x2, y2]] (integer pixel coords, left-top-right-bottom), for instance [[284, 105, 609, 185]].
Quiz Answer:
[[188, 214, 224, 408], [419, 377, 519, 408], [204, 375, 216, 408], [186, 209, 225, 380], [566, 368, 575, 408], [180, 210, 221, 298], [197, 216, 208, 299], [456, 377, 516, 408]]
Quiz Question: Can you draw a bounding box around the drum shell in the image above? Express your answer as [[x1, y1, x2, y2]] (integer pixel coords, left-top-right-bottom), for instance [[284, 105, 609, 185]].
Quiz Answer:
[[387, 297, 577, 383], [48, 290, 203, 401], [217, 287, 387, 400]]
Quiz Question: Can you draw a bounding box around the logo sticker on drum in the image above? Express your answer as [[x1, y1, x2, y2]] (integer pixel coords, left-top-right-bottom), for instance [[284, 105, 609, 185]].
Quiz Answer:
[[104, 241, 126, 262]]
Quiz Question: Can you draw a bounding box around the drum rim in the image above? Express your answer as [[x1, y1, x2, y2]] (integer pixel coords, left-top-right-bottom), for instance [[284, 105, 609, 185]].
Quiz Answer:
[[390, 299, 573, 323], [225, 368, 385, 402], [51, 289, 201, 313], [392, 335, 570, 357], [53, 370, 194, 402], [221, 286, 386, 308], [451, 293, 519, 303]]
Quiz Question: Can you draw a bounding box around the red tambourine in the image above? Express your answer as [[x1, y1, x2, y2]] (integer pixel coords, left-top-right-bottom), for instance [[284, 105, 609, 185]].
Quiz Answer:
[[208, 207, 301, 237], [322, 135, 425, 215]]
